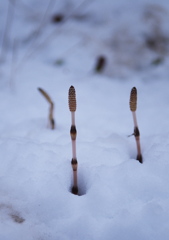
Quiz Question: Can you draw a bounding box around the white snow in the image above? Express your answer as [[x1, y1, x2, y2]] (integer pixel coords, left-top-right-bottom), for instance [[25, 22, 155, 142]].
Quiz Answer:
[[0, 0, 169, 239]]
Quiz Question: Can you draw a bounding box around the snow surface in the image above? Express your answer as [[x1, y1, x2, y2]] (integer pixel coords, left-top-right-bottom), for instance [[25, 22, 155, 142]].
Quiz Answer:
[[0, 0, 169, 239]]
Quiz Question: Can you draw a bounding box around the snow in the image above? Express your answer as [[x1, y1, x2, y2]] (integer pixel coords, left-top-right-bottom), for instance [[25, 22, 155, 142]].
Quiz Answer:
[[0, 0, 169, 239]]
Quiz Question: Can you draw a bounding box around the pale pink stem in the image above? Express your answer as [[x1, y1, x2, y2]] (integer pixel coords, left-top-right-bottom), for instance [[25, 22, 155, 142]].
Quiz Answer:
[[74, 171, 78, 187], [70, 111, 78, 193], [136, 137, 141, 157], [71, 112, 75, 126], [72, 139, 76, 159], [132, 111, 142, 163]]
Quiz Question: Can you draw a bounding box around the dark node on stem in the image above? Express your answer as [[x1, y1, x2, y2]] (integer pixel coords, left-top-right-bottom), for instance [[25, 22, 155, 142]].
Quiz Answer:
[[72, 186, 78, 195], [137, 154, 143, 164], [51, 119, 55, 129], [71, 158, 78, 171], [95, 56, 106, 72], [51, 14, 64, 23], [71, 158, 77, 165], [134, 126, 140, 137], [70, 125, 77, 140]]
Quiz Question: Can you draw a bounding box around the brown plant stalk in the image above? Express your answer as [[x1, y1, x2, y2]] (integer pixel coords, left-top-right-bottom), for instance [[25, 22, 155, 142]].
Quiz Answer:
[[38, 87, 55, 129], [129, 87, 143, 163], [68, 85, 78, 195]]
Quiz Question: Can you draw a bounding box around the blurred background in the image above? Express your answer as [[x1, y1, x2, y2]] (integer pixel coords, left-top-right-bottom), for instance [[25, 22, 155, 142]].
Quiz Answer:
[[0, 0, 169, 81]]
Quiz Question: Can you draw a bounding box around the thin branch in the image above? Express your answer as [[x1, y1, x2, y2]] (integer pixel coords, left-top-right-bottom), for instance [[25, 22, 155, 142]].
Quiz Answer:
[[0, 0, 16, 62], [9, 38, 18, 90]]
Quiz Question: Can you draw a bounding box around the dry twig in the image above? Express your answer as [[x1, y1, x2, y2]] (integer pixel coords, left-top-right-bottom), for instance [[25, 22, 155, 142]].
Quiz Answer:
[[38, 87, 55, 129]]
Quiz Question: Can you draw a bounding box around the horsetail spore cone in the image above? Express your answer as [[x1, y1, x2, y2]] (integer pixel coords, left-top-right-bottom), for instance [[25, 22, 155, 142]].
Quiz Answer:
[[130, 87, 137, 112], [129, 87, 143, 163], [38, 87, 55, 129], [68, 85, 78, 195], [69, 86, 76, 112]]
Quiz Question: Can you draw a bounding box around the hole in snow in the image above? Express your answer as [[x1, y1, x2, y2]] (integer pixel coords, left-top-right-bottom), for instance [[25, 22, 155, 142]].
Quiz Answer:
[[70, 165, 89, 196]]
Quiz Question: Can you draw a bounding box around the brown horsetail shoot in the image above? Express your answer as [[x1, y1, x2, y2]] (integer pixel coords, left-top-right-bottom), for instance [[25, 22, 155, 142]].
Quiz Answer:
[[38, 87, 55, 129], [129, 87, 143, 163], [68, 86, 78, 195]]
